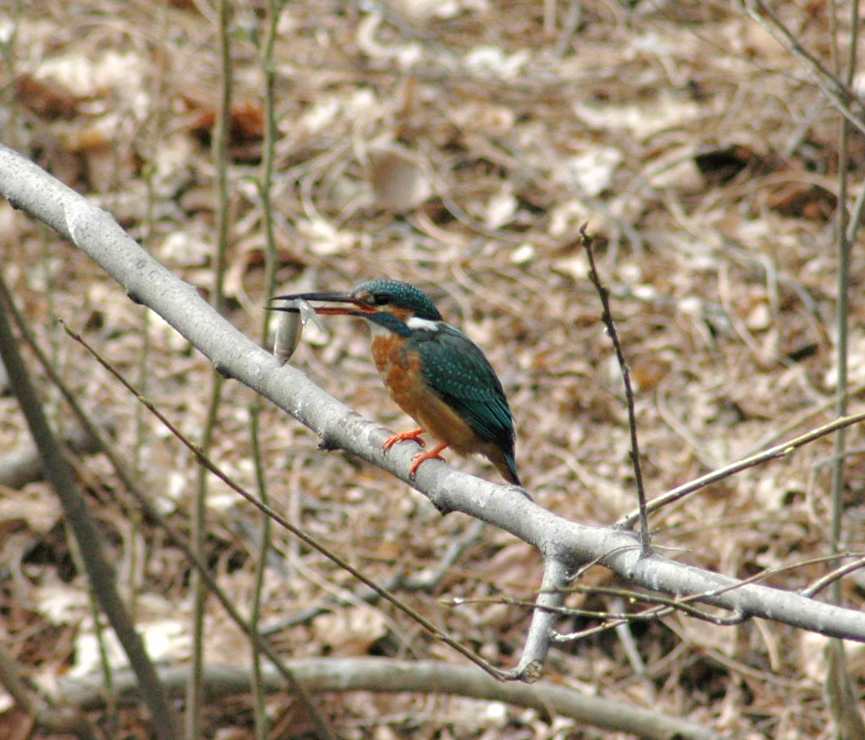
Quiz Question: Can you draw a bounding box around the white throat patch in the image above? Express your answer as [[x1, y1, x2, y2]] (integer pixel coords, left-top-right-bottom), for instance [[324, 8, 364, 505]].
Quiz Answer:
[[406, 317, 441, 332]]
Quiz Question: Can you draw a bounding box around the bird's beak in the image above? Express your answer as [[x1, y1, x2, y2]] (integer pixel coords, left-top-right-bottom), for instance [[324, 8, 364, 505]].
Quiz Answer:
[[268, 291, 376, 317]]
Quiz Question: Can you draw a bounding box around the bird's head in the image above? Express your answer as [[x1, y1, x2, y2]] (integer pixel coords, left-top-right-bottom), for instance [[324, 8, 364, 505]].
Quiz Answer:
[[270, 278, 442, 336]]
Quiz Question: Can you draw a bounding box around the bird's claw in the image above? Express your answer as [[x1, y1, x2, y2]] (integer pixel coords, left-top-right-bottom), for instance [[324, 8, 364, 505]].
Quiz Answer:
[[383, 427, 425, 451], [407, 445, 449, 479]]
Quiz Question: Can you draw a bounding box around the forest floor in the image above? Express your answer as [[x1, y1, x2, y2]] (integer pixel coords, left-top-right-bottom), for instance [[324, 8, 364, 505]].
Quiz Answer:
[[2, 0, 865, 737]]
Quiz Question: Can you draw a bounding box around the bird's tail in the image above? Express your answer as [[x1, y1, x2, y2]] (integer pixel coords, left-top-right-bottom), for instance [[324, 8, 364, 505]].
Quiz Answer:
[[495, 450, 521, 487]]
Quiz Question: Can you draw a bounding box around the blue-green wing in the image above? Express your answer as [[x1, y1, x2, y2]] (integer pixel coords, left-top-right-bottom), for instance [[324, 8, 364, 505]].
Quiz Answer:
[[408, 324, 515, 450]]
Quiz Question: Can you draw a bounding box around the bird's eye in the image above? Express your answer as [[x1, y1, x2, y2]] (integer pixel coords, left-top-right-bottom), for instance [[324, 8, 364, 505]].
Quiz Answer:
[[372, 294, 389, 306]]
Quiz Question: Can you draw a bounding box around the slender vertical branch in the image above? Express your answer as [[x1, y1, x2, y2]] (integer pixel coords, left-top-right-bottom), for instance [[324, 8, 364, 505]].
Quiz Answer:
[[829, 0, 858, 605], [249, 1, 282, 737], [187, 0, 233, 735], [258, 2, 281, 314], [579, 226, 651, 555], [825, 3, 865, 737], [502, 557, 570, 681], [212, 0, 233, 319], [133, 3, 169, 624]]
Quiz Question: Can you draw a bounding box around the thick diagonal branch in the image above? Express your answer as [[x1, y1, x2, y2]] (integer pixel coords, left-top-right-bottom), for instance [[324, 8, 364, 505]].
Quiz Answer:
[[2, 144, 865, 675]]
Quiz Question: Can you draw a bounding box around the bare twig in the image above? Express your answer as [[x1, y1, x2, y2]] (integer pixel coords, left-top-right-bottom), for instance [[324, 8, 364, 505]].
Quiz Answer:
[[249, 1, 285, 737], [449, 586, 748, 627], [744, 1, 865, 138], [829, 0, 858, 601], [824, 0, 865, 731], [261, 520, 486, 634], [803, 556, 865, 599], [500, 557, 569, 681], [187, 0, 234, 735], [618, 410, 865, 529], [580, 225, 651, 554]]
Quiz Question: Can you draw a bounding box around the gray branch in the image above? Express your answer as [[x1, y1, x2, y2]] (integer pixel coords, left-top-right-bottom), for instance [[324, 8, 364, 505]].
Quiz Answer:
[[0, 421, 102, 488], [2, 143, 865, 681], [58, 658, 721, 740]]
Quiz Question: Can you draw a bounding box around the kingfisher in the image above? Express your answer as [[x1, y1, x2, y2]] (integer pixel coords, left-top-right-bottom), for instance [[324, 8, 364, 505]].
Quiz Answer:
[[270, 278, 521, 486]]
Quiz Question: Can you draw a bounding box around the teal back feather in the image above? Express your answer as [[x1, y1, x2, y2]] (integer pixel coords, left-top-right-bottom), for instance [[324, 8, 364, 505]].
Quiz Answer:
[[408, 324, 517, 475]]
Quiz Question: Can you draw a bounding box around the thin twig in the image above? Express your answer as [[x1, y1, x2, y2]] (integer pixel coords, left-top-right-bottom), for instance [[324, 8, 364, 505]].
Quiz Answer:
[[249, 1, 285, 737], [828, 0, 858, 604], [579, 225, 651, 554], [803, 555, 865, 599], [187, 0, 233, 735], [618, 410, 865, 529], [262, 519, 486, 634], [826, 3, 865, 730], [744, 0, 865, 138]]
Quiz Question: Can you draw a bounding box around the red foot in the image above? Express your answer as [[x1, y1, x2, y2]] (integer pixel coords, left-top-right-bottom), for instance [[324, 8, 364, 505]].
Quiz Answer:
[[383, 427, 425, 451], [409, 442, 449, 479]]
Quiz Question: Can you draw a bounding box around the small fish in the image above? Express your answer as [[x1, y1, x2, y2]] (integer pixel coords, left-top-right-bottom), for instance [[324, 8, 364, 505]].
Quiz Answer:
[[272, 298, 324, 364]]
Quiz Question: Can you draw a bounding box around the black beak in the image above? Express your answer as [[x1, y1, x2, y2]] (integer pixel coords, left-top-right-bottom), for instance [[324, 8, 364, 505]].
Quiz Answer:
[[268, 291, 374, 317]]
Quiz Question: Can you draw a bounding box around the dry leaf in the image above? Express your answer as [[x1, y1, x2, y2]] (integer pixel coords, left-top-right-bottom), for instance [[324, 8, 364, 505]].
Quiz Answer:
[[369, 145, 432, 212], [312, 606, 388, 655]]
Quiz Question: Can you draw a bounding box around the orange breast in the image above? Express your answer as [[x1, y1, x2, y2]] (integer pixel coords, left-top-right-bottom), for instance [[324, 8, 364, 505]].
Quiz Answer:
[[370, 336, 478, 453]]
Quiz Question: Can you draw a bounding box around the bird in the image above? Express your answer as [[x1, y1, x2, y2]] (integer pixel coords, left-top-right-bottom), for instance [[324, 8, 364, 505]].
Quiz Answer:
[[270, 278, 521, 486]]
